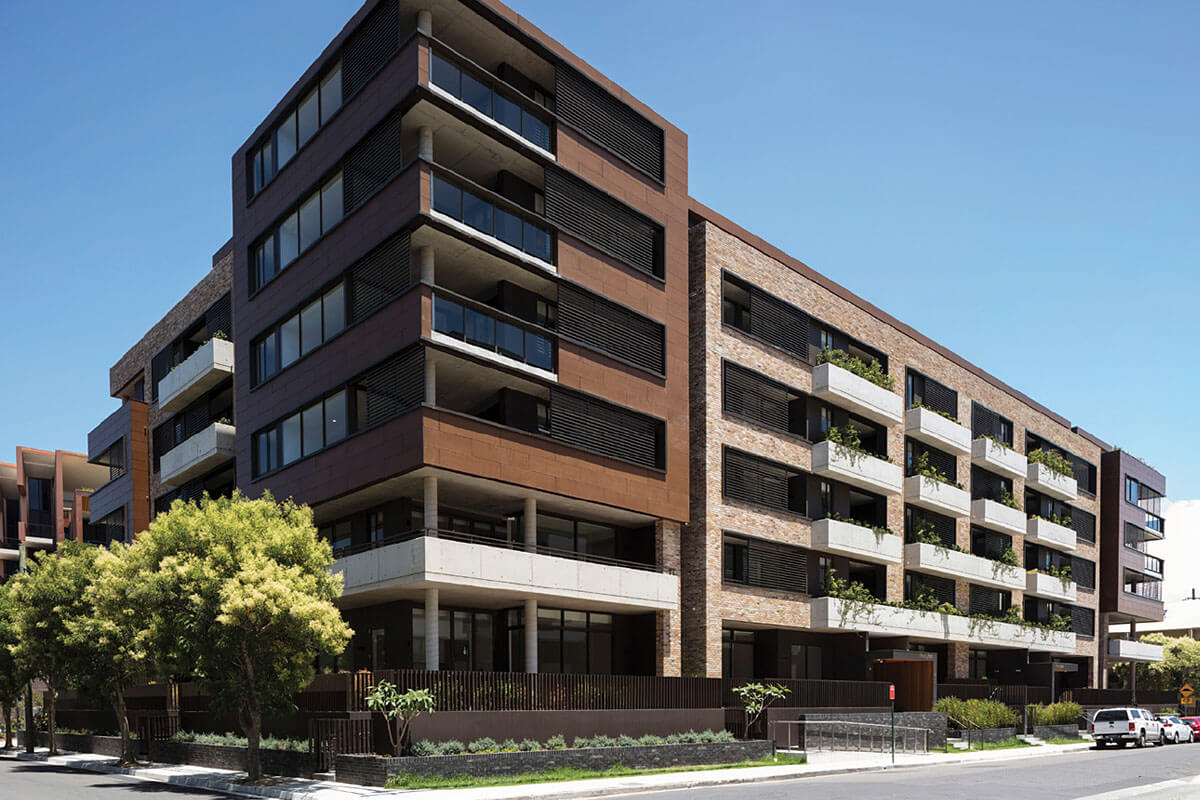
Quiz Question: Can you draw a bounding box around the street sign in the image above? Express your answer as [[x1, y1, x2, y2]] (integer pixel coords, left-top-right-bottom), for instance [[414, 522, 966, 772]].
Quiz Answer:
[[889, 684, 896, 701], [1181, 683, 1194, 699]]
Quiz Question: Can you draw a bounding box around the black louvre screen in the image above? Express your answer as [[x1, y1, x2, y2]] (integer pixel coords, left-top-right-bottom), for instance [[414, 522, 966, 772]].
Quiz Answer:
[[151, 397, 212, 471], [922, 375, 958, 419], [1071, 508, 1096, 544], [352, 346, 424, 429], [549, 388, 662, 469], [1071, 605, 1095, 637], [971, 526, 1012, 561], [724, 533, 808, 595], [723, 361, 791, 433], [908, 439, 957, 484], [906, 571, 956, 606], [972, 402, 1012, 444], [723, 448, 804, 515], [749, 286, 810, 360], [150, 350, 172, 403], [1070, 454, 1097, 494], [971, 467, 1008, 502], [344, 110, 404, 212], [554, 64, 664, 181], [556, 283, 665, 373], [348, 230, 411, 323], [543, 167, 662, 278], [1069, 556, 1096, 590], [969, 586, 1011, 616], [342, 0, 401, 97], [205, 293, 233, 339], [906, 506, 957, 548]]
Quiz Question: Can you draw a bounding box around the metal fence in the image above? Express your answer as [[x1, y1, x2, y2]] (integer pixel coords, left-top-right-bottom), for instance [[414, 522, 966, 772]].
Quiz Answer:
[[773, 720, 930, 754], [309, 715, 372, 772], [936, 683, 1053, 706]]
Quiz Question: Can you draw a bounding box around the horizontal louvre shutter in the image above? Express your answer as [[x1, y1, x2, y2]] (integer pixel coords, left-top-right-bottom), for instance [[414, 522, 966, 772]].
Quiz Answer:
[[969, 586, 1010, 616], [907, 506, 957, 548], [344, 110, 404, 211], [205, 293, 233, 339], [971, 526, 1013, 561], [548, 388, 661, 469], [348, 230, 411, 322], [1069, 454, 1096, 494], [543, 166, 662, 278], [342, 0, 401, 97], [922, 376, 958, 419], [150, 349, 172, 403], [723, 362, 790, 432], [1071, 508, 1096, 544], [911, 440, 957, 484], [723, 448, 794, 512], [1069, 556, 1096, 590], [971, 402, 1010, 443], [971, 467, 1006, 501], [1070, 605, 1095, 636], [554, 64, 664, 181], [749, 287, 809, 360], [909, 571, 956, 606], [556, 283, 664, 373], [743, 537, 808, 594], [354, 346, 424, 428]]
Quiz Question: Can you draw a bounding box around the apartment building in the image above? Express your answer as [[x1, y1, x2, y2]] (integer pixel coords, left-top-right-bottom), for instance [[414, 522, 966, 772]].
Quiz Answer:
[[1098, 449, 1167, 680], [0, 448, 109, 582], [230, 0, 688, 675], [684, 207, 1111, 708], [85, 245, 235, 543]]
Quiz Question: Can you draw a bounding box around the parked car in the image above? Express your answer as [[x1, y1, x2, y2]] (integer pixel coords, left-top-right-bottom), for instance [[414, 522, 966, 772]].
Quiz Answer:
[[1157, 716, 1195, 744], [1091, 707, 1164, 748], [1179, 716, 1200, 738]]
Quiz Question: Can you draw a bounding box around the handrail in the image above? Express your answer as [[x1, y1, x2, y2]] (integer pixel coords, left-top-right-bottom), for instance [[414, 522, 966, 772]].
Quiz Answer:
[[946, 714, 982, 749], [773, 719, 929, 754], [332, 527, 673, 574]]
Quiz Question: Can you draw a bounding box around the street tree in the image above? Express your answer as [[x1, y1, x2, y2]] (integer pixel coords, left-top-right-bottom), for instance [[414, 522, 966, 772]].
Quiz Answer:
[[129, 492, 352, 781], [9, 542, 100, 755], [1111, 633, 1200, 692], [0, 579, 28, 749]]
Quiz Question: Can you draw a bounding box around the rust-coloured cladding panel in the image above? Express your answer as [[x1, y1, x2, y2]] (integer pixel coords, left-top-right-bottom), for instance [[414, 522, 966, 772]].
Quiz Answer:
[[129, 401, 151, 535], [1099, 449, 1166, 621]]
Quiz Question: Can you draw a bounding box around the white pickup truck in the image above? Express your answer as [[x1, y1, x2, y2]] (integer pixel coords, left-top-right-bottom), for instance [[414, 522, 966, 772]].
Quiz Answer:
[[1091, 707, 1164, 748]]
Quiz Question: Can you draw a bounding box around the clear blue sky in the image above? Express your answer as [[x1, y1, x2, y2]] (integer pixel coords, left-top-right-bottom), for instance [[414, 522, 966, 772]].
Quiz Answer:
[[1, 1, 1196, 504]]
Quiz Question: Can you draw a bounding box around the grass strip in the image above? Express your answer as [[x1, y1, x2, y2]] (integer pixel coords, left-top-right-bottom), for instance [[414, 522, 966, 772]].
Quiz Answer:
[[385, 753, 808, 790], [943, 736, 1035, 754]]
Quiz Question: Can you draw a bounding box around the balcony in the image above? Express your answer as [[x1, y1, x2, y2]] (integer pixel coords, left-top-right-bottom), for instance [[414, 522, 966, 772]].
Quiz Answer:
[[333, 530, 678, 613], [0, 541, 18, 560], [811, 440, 902, 495], [811, 362, 903, 426], [904, 542, 1024, 591], [811, 518, 903, 566], [431, 172, 554, 271], [810, 597, 1075, 653], [970, 438, 1026, 480], [159, 422, 236, 486], [158, 338, 235, 414], [904, 475, 970, 518], [431, 293, 556, 377], [1025, 570, 1077, 603], [1027, 462, 1077, 501], [971, 498, 1026, 537], [904, 407, 971, 455], [1107, 638, 1164, 663], [1026, 516, 1077, 552]]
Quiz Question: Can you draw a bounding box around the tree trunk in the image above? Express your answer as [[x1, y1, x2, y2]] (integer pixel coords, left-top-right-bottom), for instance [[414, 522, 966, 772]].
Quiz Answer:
[[2, 701, 10, 749], [243, 706, 263, 782], [113, 683, 135, 764], [47, 679, 57, 756], [24, 684, 33, 754]]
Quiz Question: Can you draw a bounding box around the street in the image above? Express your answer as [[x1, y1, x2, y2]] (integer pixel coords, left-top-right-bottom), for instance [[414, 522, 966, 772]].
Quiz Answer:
[[617, 745, 1200, 800], [0, 757, 228, 799]]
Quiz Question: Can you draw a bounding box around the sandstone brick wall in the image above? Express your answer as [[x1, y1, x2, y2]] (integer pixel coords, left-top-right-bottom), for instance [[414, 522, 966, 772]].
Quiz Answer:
[[685, 220, 1101, 683]]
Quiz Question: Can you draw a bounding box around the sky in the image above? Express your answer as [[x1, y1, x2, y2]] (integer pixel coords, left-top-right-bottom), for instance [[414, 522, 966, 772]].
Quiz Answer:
[[0, 2, 1196, 592]]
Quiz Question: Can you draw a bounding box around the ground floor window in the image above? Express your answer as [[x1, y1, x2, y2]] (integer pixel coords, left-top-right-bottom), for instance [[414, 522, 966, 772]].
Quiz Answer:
[[790, 643, 822, 679], [969, 648, 988, 679], [412, 607, 494, 671], [505, 607, 613, 674], [722, 629, 755, 678]]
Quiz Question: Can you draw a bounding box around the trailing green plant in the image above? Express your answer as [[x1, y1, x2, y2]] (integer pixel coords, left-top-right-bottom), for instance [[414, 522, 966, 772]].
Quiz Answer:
[[211, 330, 230, 341], [1045, 563, 1073, 587], [827, 512, 895, 538], [214, 416, 233, 426], [817, 347, 894, 390], [980, 433, 1013, 452], [1047, 613, 1071, 632], [996, 545, 1019, 568], [996, 488, 1021, 510], [1028, 448, 1074, 479], [909, 401, 958, 423], [1032, 513, 1073, 527], [909, 520, 967, 555], [1029, 701, 1082, 726], [934, 697, 1018, 729], [913, 450, 963, 489], [822, 424, 892, 467]]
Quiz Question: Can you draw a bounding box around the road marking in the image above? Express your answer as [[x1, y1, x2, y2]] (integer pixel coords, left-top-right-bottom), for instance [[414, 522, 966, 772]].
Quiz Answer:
[[1073, 775, 1200, 800]]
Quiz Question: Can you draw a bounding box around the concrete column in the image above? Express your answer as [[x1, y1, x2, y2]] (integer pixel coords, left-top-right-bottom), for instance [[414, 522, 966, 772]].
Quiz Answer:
[[524, 598, 538, 673], [418, 126, 434, 163], [416, 9, 432, 36], [424, 357, 436, 406], [419, 246, 434, 284], [423, 476, 438, 536], [424, 588, 439, 671], [1129, 621, 1138, 702], [523, 497, 536, 552]]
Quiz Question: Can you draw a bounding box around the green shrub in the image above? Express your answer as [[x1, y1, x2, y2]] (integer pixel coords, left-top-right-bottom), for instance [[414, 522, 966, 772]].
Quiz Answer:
[[518, 739, 540, 751], [1028, 448, 1074, 478], [817, 347, 894, 390], [1030, 701, 1082, 726], [410, 740, 437, 757], [467, 737, 498, 753], [591, 734, 616, 748], [616, 734, 638, 747], [711, 729, 736, 742], [664, 733, 682, 745], [638, 734, 664, 746], [546, 734, 566, 750], [168, 730, 308, 752], [499, 738, 519, 752], [934, 697, 1018, 729], [436, 739, 464, 756]]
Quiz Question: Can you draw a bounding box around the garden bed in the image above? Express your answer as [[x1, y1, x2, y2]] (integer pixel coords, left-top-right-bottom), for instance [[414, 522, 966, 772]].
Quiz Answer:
[[20, 731, 129, 757], [336, 741, 776, 787]]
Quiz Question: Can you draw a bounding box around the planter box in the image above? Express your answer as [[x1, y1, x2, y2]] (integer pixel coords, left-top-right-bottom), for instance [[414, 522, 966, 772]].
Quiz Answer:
[[904, 542, 1024, 591], [1033, 724, 1081, 740], [22, 731, 129, 757], [157, 338, 235, 414], [811, 362, 902, 425], [1026, 517, 1076, 552], [971, 438, 1026, 479], [904, 475, 970, 518], [1026, 570, 1077, 602], [971, 498, 1027, 536], [1027, 462, 1077, 501], [1107, 638, 1164, 662], [148, 739, 314, 778], [812, 440, 903, 496], [336, 740, 776, 787], [904, 407, 971, 455], [159, 422, 236, 486], [811, 518, 902, 565]]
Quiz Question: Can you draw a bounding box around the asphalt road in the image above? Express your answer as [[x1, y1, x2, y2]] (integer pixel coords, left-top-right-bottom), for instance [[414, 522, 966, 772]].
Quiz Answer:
[[0, 757, 230, 799], [615, 744, 1200, 800]]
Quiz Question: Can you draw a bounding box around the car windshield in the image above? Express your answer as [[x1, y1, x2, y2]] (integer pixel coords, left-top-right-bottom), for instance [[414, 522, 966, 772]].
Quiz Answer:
[[1095, 710, 1129, 722]]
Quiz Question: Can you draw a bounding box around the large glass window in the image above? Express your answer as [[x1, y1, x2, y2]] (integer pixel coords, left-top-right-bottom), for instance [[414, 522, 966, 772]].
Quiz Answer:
[[281, 413, 301, 465], [429, 51, 552, 151], [253, 390, 349, 475], [249, 61, 343, 197], [432, 294, 554, 371], [252, 170, 344, 291], [431, 174, 553, 261], [252, 280, 348, 385]]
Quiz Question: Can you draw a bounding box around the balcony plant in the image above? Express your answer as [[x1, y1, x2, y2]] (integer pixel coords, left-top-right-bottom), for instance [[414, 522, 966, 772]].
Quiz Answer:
[[909, 520, 968, 556], [996, 545, 1019, 568], [822, 424, 891, 467], [980, 433, 1013, 452], [913, 451, 963, 490], [997, 488, 1021, 510], [1028, 448, 1074, 479], [908, 401, 959, 423], [1031, 512, 1072, 528], [817, 347, 894, 390], [826, 512, 895, 540]]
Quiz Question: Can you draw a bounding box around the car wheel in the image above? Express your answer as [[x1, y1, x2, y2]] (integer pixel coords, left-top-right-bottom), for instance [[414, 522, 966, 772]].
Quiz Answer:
[[1096, 740, 1107, 749], [1118, 741, 1128, 748], [1137, 731, 1146, 748], [1159, 731, 1166, 746]]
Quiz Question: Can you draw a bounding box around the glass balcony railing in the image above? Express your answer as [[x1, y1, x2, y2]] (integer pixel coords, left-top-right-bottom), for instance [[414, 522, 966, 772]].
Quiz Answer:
[[431, 172, 553, 263], [432, 293, 555, 372], [429, 50, 552, 152]]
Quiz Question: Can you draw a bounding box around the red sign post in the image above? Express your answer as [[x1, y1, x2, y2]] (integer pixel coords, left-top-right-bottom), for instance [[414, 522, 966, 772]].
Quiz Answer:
[[889, 684, 896, 762]]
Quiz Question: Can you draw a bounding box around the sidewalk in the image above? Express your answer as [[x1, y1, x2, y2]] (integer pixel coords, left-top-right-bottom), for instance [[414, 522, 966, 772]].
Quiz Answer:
[[1, 741, 1093, 800]]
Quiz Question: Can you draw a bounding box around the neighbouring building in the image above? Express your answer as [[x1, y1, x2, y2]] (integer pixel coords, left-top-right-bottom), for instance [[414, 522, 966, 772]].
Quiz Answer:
[[230, 0, 688, 675], [85, 244, 235, 543]]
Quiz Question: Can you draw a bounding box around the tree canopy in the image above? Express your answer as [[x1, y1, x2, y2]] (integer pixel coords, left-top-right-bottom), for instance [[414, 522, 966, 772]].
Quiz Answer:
[[1111, 633, 1200, 692]]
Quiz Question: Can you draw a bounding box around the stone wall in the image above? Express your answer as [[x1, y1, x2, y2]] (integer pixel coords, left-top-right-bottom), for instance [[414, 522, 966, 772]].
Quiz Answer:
[[1034, 723, 1081, 739], [148, 740, 314, 778], [336, 740, 775, 786]]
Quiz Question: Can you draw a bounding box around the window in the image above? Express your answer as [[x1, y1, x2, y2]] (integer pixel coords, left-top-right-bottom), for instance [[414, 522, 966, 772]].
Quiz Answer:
[[429, 51, 551, 150], [790, 644, 822, 679], [969, 649, 988, 680], [721, 533, 808, 594], [254, 391, 348, 475], [431, 294, 555, 372], [249, 62, 343, 197], [722, 630, 756, 679], [972, 402, 1013, 446], [720, 273, 810, 360], [252, 280, 348, 384], [906, 369, 958, 420], [722, 448, 807, 515], [431, 174, 553, 262], [252, 171, 345, 291], [722, 361, 808, 437]]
